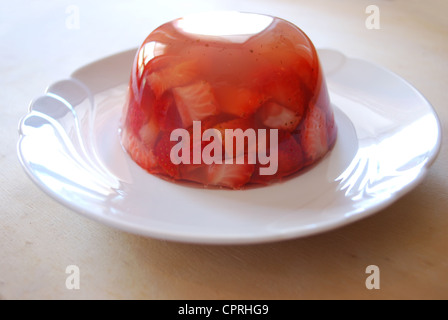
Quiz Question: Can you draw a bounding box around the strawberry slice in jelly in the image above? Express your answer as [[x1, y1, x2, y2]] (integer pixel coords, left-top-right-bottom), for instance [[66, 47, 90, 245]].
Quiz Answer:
[[122, 128, 159, 173], [153, 134, 181, 179], [208, 161, 255, 190], [258, 101, 302, 131], [172, 80, 219, 128], [147, 60, 198, 98], [301, 107, 329, 163], [213, 118, 258, 160], [214, 85, 266, 118]]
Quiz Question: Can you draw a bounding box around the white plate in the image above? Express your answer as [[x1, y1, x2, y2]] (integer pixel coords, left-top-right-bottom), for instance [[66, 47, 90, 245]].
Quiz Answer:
[[17, 49, 442, 244]]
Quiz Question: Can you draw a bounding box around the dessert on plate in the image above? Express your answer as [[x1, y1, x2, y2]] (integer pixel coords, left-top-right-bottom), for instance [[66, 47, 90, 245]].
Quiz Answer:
[[120, 12, 337, 189]]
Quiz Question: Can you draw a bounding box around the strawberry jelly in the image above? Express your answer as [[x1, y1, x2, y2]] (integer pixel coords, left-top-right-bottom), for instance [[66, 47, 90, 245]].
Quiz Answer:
[[120, 12, 337, 189]]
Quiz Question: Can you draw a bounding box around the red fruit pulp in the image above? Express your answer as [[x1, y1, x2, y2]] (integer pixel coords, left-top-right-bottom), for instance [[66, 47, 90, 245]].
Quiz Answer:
[[121, 12, 337, 189]]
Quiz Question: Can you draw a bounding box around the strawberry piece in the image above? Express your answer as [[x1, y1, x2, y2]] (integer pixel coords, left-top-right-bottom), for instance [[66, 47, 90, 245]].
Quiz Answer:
[[213, 118, 258, 161], [258, 101, 302, 131], [124, 95, 149, 136], [326, 111, 337, 149], [122, 129, 159, 172], [153, 93, 183, 132], [207, 161, 255, 189], [254, 67, 310, 115], [154, 134, 181, 179], [181, 161, 255, 189], [138, 116, 159, 149], [147, 60, 198, 98], [301, 107, 328, 162], [250, 131, 304, 184], [269, 71, 309, 114], [179, 164, 209, 186], [214, 85, 266, 118], [172, 80, 219, 128], [277, 132, 305, 176], [213, 118, 256, 136]]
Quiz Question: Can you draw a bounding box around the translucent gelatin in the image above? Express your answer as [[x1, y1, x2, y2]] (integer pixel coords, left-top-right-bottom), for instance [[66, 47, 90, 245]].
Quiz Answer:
[[121, 12, 337, 189]]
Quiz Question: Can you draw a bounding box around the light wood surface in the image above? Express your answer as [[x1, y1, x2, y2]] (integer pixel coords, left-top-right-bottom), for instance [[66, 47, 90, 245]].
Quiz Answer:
[[1, 0, 447, 300]]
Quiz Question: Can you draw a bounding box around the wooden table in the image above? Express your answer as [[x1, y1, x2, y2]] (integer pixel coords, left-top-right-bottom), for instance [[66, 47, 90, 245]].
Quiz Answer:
[[1, 0, 447, 299]]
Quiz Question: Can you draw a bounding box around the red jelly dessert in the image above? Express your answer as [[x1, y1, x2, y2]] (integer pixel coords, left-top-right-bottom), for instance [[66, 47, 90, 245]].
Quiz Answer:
[[121, 12, 337, 189]]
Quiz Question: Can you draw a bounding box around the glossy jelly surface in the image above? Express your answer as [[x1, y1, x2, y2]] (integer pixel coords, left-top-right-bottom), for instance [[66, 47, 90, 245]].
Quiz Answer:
[[121, 12, 337, 189]]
